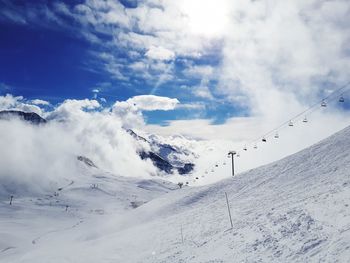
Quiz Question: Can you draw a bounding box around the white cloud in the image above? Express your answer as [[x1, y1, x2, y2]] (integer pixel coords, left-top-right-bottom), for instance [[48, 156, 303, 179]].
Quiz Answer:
[[145, 46, 175, 61], [217, 0, 350, 120], [176, 102, 206, 110], [192, 85, 214, 100], [126, 95, 179, 111], [30, 99, 50, 106], [0, 94, 23, 109], [111, 95, 180, 128], [146, 118, 256, 141], [129, 61, 148, 72], [112, 100, 145, 129], [0, 94, 43, 115], [15, 104, 43, 115], [184, 65, 215, 79], [0, 94, 159, 196], [47, 99, 100, 121]]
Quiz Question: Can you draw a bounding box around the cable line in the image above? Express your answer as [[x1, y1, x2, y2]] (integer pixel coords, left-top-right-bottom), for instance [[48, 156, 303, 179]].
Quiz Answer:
[[242, 81, 350, 150]]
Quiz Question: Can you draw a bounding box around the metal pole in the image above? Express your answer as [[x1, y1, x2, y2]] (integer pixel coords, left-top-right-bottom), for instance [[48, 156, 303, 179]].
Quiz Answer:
[[180, 225, 184, 243], [225, 192, 233, 229], [228, 151, 236, 177], [231, 154, 234, 176]]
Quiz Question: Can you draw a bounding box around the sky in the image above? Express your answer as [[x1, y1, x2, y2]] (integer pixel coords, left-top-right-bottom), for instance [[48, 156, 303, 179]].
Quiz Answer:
[[0, 0, 350, 142]]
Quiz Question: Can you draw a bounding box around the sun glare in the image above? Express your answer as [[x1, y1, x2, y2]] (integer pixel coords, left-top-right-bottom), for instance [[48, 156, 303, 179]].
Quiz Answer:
[[181, 0, 229, 38]]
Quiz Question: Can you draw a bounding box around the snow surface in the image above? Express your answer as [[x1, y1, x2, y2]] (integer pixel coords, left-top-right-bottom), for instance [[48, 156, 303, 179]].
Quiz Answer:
[[1, 126, 350, 262]]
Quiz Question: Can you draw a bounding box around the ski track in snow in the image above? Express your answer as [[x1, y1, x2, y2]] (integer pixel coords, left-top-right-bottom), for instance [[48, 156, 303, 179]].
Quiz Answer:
[[0, 126, 350, 262], [31, 219, 84, 245]]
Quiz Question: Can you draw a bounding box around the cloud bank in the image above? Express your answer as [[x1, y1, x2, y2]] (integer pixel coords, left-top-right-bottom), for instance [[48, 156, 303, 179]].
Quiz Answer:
[[0, 94, 184, 196]]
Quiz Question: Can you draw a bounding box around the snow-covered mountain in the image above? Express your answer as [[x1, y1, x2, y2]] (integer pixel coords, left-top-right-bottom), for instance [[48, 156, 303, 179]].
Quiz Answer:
[[0, 110, 46, 124], [127, 129, 195, 175], [0, 120, 349, 261]]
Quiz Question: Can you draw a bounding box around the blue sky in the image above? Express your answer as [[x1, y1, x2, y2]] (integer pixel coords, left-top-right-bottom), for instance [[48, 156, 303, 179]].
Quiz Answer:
[[0, 0, 247, 125], [0, 0, 349, 131]]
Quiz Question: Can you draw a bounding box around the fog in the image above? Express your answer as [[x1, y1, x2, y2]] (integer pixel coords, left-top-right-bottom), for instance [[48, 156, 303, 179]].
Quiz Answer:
[[0, 96, 158, 196]]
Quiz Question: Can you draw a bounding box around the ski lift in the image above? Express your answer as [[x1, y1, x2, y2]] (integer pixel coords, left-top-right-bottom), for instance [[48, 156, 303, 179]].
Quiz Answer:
[[243, 145, 247, 151], [262, 137, 267, 142], [274, 132, 279, 139], [236, 153, 240, 157], [339, 96, 345, 103], [253, 144, 258, 149], [303, 116, 308, 123], [321, 100, 327, 107], [288, 120, 294, 127]]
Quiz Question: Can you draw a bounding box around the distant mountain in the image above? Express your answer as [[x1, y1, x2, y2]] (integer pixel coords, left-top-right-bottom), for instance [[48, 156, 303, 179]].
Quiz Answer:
[[0, 110, 46, 124], [127, 129, 195, 175], [139, 151, 174, 173], [126, 129, 148, 142]]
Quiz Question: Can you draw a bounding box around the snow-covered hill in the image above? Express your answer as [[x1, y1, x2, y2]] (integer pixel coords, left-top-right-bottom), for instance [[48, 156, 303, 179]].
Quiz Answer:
[[1, 125, 350, 262]]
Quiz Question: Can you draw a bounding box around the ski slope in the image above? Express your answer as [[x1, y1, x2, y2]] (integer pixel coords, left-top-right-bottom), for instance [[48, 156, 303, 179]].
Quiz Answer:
[[1, 126, 350, 262]]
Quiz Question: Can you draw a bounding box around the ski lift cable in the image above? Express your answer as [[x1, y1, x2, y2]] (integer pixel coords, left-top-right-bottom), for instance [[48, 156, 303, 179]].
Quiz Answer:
[[240, 81, 350, 150], [267, 84, 350, 136], [248, 93, 344, 147], [221, 82, 350, 164], [258, 81, 350, 140]]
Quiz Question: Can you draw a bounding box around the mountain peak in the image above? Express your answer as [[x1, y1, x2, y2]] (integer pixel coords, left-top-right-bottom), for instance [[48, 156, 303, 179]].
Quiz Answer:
[[0, 110, 46, 125]]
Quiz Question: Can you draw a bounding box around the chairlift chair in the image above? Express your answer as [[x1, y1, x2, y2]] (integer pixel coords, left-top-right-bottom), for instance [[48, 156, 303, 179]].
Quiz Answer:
[[289, 121, 294, 127], [303, 117, 308, 123], [262, 137, 267, 142], [321, 100, 327, 107], [243, 145, 247, 151], [236, 153, 240, 157], [339, 96, 345, 103], [253, 144, 258, 149], [274, 132, 279, 138]]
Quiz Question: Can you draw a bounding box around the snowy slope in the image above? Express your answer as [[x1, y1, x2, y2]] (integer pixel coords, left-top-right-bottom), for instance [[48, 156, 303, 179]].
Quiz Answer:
[[0, 161, 178, 262], [1, 126, 350, 262]]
